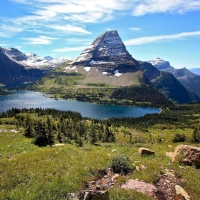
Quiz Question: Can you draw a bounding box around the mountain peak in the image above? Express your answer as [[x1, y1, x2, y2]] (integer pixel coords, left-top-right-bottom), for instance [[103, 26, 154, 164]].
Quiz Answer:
[[72, 30, 139, 72], [148, 58, 171, 70], [3, 47, 27, 61]]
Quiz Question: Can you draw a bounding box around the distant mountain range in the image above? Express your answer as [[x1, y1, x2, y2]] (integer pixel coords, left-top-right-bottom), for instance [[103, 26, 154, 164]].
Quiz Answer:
[[0, 47, 68, 87], [27, 30, 199, 105], [0, 31, 199, 105], [190, 68, 200, 76], [149, 58, 200, 98]]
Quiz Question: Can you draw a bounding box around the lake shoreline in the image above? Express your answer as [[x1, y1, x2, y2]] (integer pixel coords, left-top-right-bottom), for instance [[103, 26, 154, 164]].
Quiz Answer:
[[0, 90, 161, 119]]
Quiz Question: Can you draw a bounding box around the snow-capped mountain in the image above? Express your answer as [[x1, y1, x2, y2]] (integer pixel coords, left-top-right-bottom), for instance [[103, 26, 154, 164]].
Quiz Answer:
[[0, 47, 69, 87], [2, 48, 68, 68], [148, 58, 172, 71]]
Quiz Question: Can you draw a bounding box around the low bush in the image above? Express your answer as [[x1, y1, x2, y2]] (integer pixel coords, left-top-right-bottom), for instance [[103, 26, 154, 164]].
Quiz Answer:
[[173, 133, 186, 143], [110, 155, 132, 174]]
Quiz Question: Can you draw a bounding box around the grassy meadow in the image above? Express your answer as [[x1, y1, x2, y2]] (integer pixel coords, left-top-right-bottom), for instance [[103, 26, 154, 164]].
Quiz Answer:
[[0, 106, 200, 199]]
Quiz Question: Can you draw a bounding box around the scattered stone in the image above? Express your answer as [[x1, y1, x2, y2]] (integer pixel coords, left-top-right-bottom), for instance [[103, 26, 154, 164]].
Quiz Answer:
[[52, 143, 64, 147], [136, 166, 140, 171], [175, 185, 190, 200], [111, 149, 117, 152], [66, 191, 110, 200], [167, 145, 172, 148], [111, 174, 120, 182], [169, 145, 200, 168], [140, 164, 148, 169], [156, 169, 183, 200], [138, 148, 155, 156]]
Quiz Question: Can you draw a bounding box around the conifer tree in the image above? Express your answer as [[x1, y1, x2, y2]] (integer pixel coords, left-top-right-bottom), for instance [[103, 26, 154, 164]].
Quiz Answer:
[[24, 115, 34, 137]]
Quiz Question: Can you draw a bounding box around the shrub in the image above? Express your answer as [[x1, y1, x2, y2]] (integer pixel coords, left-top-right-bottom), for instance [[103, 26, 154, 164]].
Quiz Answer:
[[110, 155, 132, 174], [192, 128, 200, 143], [173, 133, 186, 143]]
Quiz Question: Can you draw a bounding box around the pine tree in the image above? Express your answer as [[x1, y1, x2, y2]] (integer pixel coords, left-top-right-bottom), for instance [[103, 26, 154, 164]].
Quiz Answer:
[[24, 115, 34, 137], [192, 127, 200, 143], [34, 121, 48, 146], [46, 117, 54, 145]]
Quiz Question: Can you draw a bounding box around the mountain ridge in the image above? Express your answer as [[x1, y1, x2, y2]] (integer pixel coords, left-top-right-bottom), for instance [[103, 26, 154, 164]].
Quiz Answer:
[[25, 30, 199, 105], [149, 58, 200, 98], [0, 47, 68, 87]]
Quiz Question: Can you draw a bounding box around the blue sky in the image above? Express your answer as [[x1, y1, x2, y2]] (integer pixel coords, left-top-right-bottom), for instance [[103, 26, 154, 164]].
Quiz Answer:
[[0, 0, 200, 69]]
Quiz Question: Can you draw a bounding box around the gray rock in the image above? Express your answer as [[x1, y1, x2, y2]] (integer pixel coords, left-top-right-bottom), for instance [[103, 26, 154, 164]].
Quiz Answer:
[[72, 30, 139, 73], [138, 148, 155, 156]]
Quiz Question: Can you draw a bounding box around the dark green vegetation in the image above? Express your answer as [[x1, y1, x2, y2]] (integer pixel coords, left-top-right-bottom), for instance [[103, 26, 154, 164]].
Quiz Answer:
[[25, 62, 175, 109], [140, 62, 200, 103], [0, 104, 200, 199], [1, 108, 115, 146]]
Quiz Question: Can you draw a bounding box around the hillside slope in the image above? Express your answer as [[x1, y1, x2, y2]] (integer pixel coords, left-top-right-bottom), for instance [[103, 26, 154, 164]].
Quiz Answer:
[[149, 58, 200, 98], [140, 61, 199, 103]]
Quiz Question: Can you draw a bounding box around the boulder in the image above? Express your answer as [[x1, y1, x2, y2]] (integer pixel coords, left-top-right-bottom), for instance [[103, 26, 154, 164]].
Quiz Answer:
[[175, 185, 190, 200], [121, 179, 158, 198], [169, 145, 200, 168], [138, 148, 155, 156]]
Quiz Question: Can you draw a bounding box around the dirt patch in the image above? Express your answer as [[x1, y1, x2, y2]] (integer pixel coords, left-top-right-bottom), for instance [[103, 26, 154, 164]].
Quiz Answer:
[[155, 169, 184, 200], [85, 168, 123, 192]]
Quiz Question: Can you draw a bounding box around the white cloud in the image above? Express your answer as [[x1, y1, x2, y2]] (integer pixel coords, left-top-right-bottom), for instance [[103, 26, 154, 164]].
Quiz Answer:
[[132, 0, 200, 16], [128, 27, 141, 31], [3, 0, 200, 39], [22, 36, 58, 45], [53, 46, 86, 53], [0, 25, 24, 38], [49, 25, 91, 35], [124, 31, 200, 45]]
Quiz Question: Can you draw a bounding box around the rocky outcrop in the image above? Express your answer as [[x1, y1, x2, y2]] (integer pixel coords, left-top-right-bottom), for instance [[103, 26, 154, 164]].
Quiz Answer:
[[138, 148, 155, 156], [66, 191, 110, 200], [121, 179, 158, 198], [72, 30, 140, 73], [167, 145, 200, 168]]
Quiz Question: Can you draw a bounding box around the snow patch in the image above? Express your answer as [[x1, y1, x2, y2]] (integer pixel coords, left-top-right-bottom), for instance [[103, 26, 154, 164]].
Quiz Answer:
[[84, 66, 91, 72], [114, 70, 122, 77], [65, 66, 77, 71]]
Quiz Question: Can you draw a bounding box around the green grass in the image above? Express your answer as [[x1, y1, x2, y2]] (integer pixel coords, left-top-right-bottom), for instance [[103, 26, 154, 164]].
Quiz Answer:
[[1, 108, 200, 199]]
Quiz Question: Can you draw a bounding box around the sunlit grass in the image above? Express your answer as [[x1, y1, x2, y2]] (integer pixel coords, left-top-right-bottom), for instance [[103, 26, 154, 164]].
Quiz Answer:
[[0, 121, 200, 199]]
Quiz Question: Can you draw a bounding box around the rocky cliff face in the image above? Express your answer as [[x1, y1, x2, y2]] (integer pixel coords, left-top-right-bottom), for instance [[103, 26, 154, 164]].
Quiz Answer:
[[72, 30, 140, 73], [149, 58, 200, 98]]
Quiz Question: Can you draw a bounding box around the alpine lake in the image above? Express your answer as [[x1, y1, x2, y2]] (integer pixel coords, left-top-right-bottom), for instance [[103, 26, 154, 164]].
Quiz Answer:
[[0, 90, 160, 119]]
